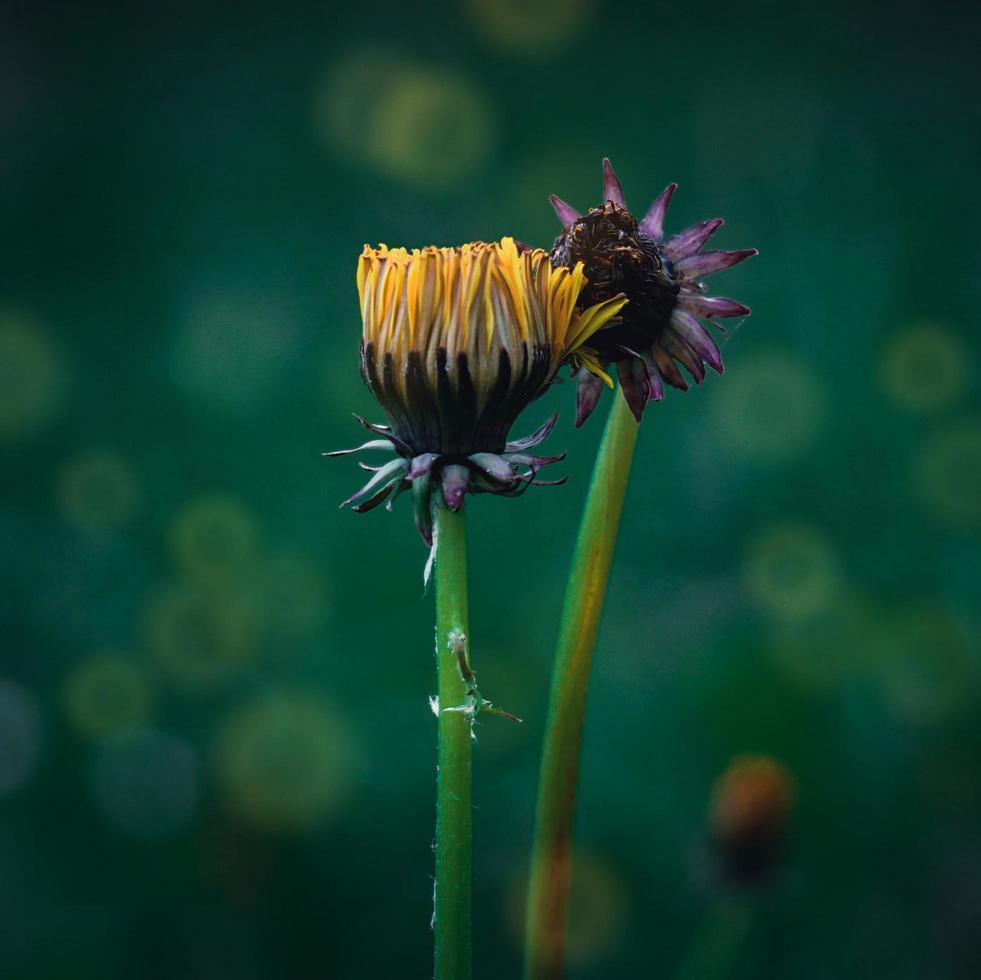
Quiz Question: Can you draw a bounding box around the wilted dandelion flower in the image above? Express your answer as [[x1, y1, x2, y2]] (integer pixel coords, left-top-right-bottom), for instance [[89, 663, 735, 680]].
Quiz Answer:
[[328, 237, 626, 543], [549, 158, 758, 425]]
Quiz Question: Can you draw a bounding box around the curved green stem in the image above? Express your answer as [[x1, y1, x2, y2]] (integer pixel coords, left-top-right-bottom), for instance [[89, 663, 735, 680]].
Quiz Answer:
[[434, 504, 473, 980], [524, 395, 640, 980]]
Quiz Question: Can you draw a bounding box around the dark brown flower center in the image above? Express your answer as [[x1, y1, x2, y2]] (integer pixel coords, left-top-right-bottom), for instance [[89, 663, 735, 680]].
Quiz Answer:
[[550, 202, 679, 362]]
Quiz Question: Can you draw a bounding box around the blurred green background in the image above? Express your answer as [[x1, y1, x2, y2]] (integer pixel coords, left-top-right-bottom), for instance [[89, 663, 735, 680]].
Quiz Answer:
[[2, 0, 980, 977]]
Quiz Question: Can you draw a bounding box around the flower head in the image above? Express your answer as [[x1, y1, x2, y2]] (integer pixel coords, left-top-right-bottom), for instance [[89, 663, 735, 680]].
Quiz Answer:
[[328, 237, 627, 543], [549, 158, 758, 425], [709, 755, 796, 887]]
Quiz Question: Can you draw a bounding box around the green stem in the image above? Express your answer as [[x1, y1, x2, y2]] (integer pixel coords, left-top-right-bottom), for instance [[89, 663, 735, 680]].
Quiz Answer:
[[434, 503, 473, 980], [524, 394, 640, 980]]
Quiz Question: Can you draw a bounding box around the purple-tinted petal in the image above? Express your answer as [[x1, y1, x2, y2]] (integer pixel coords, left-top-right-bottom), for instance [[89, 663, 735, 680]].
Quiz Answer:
[[408, 452, 440, 479], [668, 310, 724, 373], [468, 452, 517, 483], [323, 438, 395, 457], [675, 248, 758, 280], [661, 332, 706, 384], [575, 371, 605, 428], [642, 356, 664, 402], [651, 344, 689, 391], [340, 457, 407, 508], [412, 473, 433, 546], [662, 219, 724, 262], [503, 451, 566, 469], [678, 294, 751, 318], [505, 412, 559, 451], [639, 183, 678, 241], [440, 464, 470, 512], [549, 194, 581, 226], [616, 358, 650, 423], [601, 157, 625, 207]]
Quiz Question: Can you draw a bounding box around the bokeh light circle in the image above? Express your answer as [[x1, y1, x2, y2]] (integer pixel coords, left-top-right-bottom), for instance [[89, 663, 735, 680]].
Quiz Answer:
[[0, 680, 42, 798], [710, 352, 826, 462], [57, 449, 140, 532], [62, 652, 154, 740], [880, 324, 970, 414], [169, 494, 259, 587], [0, 311, 66, 439], [144, 584, 256, 688], [213, 692, 353, 833], [745, 522, 839, 621], [506, 853, 625, 966], [368, 68, 494, 186], [89, 728, 199, 839], [316, 49, 495, 188], [465, 0, 594, 54], [914, 417, 981, 529]]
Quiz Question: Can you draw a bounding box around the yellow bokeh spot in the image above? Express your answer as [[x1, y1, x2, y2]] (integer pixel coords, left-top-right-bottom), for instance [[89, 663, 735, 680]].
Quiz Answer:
[[880, 323, 970, 414], [0, 310, 66, 439], [506, 853, 625, 965], [465, 0, 594, 54], [745, 522, 839, 621], [316, 48, 495, 188], [213, 692, 353, 833], [144, 584, 256, 688], [710, 352, 825, 462], [62, 652, 154, 740], [169, 494, 260, 587], [914, 417, 981, 528], [57, 449, 140, 531]]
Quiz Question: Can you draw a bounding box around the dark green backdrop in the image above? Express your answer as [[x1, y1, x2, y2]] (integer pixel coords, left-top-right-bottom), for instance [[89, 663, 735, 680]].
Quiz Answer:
[[2, 0, 980, 977]]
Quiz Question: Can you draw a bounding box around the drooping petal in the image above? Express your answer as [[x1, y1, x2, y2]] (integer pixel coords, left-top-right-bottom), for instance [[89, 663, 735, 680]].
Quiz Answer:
[[617, 357, 651, 423], [504, 412, 559, 452], [468, 452, 517, 483], [440, 464, 470, 512], [651, 344, 689, 391], [322, 438, 395, 457], [575, 370, 605, 428], [353, 414, 413, 455], [549, 194, 581, 226], [502, 451, 566, 469], [669, 310, 724, 373], [340, 457, 408, 508], [352, 481, 401, 514], [601, 157, 626, 207], [412, 472, 434, 546], [642, 355, 664, 402], [675, 248, 758, 281], [639, 183, 678, 241], [678, 294, 751, 318], [661, 332, 706, 384], [662, 219, 724, 261]]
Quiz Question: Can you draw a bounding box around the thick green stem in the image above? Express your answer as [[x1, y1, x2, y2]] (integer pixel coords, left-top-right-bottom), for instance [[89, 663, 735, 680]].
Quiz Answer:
[[434, 504, 473, 980], [524, 395, 640, 980]]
